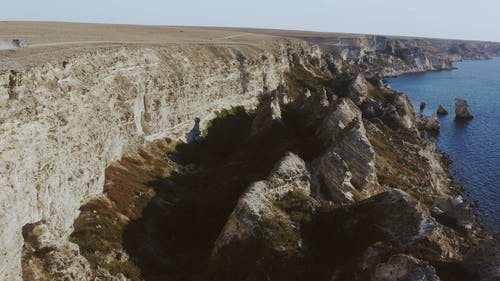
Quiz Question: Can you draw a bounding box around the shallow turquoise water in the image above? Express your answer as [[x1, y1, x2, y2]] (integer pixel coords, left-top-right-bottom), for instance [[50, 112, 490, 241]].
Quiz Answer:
[[388, 58, 500, 231]]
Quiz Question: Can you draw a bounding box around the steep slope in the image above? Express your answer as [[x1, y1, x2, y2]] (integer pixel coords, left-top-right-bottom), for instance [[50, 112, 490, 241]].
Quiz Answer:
[[0, 36, 323, 280]]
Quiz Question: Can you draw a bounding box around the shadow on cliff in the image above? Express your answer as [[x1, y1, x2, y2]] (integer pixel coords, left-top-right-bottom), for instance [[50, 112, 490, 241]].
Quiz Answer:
[[122, 106, 325, 280]]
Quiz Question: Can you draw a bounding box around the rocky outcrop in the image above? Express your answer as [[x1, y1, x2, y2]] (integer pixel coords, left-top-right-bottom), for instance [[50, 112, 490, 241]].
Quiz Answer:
[[316, 98, 379, 197], [455, 98, 474, 120], [437, 105, 449, 115], [348, 74, 370, 106], [372, 254, 440, 281], [313, 148, 359, 203], [382, 94, 418, 129], [0, 39, 322, 280], [213, 152, 314, 254], [316, 98, 362, 142], [425, 113, 441, 132], [250, 94, 283, 135], [332, 189, 460, 262]]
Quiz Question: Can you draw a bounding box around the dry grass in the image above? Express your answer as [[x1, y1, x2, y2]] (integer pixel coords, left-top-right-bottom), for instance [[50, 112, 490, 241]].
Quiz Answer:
[[0, 21, 283, 71]]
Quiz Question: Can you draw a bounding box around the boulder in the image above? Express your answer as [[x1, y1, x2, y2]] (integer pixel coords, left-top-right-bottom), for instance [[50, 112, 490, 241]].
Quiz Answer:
[[425, 114, 440, 132], [372, 254, 440, 281], [455, 98, 474, 120], [436, 105, 448, 115], [431, 195, 474, 230]]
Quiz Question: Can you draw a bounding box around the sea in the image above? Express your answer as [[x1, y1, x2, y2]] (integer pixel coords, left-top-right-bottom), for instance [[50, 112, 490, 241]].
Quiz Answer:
[[387, 57, 500, 231]]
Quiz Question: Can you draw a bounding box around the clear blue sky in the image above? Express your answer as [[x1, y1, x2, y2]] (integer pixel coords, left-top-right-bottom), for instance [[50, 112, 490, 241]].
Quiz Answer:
[[2, 0, 499, 42]]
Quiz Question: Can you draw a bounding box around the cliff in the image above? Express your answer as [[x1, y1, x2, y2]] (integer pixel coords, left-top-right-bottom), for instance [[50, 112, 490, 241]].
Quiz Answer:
[[0, 34, 322, 280], [0, 23, 498, 281], [229, 28, 500, 76]]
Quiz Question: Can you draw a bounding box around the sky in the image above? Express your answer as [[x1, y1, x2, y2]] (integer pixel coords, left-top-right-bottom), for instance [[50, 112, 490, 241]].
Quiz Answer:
[[2, 0, 500, 42]]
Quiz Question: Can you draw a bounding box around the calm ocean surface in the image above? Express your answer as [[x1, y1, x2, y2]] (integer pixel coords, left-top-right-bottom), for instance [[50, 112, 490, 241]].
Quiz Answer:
[[388, 58, 500, 231]]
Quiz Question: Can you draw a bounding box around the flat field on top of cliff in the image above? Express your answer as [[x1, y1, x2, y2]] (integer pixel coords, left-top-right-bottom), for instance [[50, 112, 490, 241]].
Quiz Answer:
[[1, 21, 497, 71], [0, 21, 283, 71]]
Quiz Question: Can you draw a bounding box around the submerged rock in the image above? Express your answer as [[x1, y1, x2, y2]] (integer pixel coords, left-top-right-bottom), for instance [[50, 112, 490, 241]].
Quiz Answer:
[[425, 113, 441, 132], [437, 105, 448, 115], [455, 98, 474, 120], [372, 254, 440, 281]]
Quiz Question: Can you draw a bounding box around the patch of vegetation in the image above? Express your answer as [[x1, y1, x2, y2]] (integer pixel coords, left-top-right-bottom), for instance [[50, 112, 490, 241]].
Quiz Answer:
[[69, 141, 175, 281], [22, 246, 57, 262], [366, 122, 437, 203], [274, 190, 315, 225], [212, 215, 308, 281], [285, 64, 334, 99]]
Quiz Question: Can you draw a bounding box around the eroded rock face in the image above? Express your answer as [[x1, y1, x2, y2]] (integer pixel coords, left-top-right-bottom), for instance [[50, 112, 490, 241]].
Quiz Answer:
[[372, 254, 440, 281], [313, 148, 359, 203], [455, 98, 474, 120], [315, 98, 379, 197], [330, 121, 379, 195], [348, 74, 370, 106], [0, 40, 320, 280], [316, 98, 362, 143]]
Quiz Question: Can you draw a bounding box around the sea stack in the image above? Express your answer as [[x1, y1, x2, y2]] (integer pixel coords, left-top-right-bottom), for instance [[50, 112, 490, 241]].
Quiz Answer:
[[419, 101, 426, 112], [455, 98, 474, 120], [437, 104, 449, 115], [425, 113, 441, 132]]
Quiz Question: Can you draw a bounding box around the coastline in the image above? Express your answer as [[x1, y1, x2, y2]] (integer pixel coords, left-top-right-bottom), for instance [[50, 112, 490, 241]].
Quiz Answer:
[[387, 58, 500, 232]]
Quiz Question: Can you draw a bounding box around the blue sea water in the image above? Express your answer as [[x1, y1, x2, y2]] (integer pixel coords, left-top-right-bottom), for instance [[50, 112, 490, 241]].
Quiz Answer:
[[387, 58, 500, 231]]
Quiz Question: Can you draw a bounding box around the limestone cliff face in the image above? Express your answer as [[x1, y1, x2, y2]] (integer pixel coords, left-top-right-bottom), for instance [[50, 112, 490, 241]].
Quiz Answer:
[[0, 40, 321, 280]]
